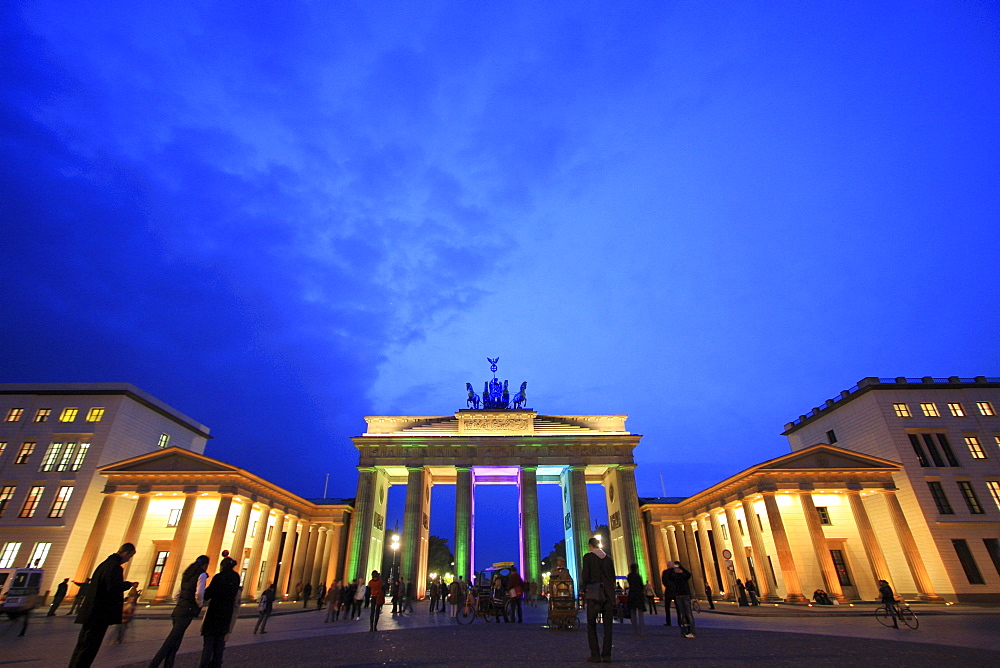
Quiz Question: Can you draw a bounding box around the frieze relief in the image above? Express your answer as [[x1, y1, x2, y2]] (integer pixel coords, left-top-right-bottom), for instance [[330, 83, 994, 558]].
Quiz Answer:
[[459, 414, 534, 435]]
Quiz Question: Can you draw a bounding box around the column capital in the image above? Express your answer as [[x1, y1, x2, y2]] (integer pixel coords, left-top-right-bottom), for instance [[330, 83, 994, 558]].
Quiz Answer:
[[617, 464, 637, 472]]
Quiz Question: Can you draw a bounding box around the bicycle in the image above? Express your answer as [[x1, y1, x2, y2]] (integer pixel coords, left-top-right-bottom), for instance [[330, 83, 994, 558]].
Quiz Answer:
[[875, 602, 918, 629]]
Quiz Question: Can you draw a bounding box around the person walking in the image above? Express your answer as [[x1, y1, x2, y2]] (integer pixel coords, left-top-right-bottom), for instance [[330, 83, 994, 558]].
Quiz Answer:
[[745, 579, 760, 606], [352, 578, 366, 620], [324, 581, 342, 622], [428, 580, 440, 612], [367, 570, 385, 631], [315, 582, 326, 611], [67, 543, 138, 668], [253, 584, 276, 634], [506, 566, 524, 623], [626, 563, 647, 636], [704, 582, 716, 610], [581, 537, 615, 663], [301, 582, 312, 609], [48, 578, 69, 616], [390, 577, 401, 614], [736, 578, 749, 607], [341, 580, 356, 620], [403, 578, 415, 613], [644, 581, 657, 616], [447, 578, 462, 619], [150, 555, 210, 667], [665, 561, 696, 639], [660, 564, 676, 626], [878, 579, 900, 629], [199, 556, 241, 668]]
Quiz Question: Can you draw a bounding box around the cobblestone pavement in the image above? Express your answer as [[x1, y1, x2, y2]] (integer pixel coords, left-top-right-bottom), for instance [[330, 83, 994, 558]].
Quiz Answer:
[[3, 601, 999, 667]]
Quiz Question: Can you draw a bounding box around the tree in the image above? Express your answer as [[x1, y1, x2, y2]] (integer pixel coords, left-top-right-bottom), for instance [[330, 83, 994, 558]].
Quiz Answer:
[[426, 536, 455, 578], [541, 538, 566, 572]]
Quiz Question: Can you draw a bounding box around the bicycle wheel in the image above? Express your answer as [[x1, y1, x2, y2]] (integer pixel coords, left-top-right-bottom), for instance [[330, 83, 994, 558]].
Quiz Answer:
[[483, 606, 496, 623], [566, 615, 580, 630], [899, 607, 919, 629], [691, 599, 701, 614], [457, 604, 475, 625], [874, 606, 893, 627]]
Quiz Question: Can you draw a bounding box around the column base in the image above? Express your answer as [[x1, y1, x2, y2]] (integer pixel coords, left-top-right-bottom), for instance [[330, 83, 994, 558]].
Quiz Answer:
[[917, 593, 947, 603], [783, 594, 809, 603], [833, 594, 850, 604]]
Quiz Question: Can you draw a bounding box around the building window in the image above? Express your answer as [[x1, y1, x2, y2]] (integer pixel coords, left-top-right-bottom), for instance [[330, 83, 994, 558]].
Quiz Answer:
[[39, 442, 63, 472], [720, 523, 729, 541], [957, 481, 985, 514], [166, 508, 182, 527], [5, 408, 24, 422], [231, 514, 240, 532], [995, 436, 1000, 453], [825, 429, 837, 444], [158, 433, 171, 448], [984, 539, 1000, 577], [34, 409, 51, 422], [952, 539, 985, 584], [907, 434, 930, 467], [936, 434, 960, 466], [920, 403, 940, 417], [987, 481, 1000, 511], [965, 436, 986, 459], [58, 408, 78, 422], [927, 481, 954, 514], [737, 518, 745, 536], [921, 434, 947, 467], [266, 524, 274, 541], [0, 542, 22, 568], [0, 441, 6, 459], [48, 487, 74, 518], [148, 551, 170, 588], [250, 521, 258, 538], [816, 506, 832, 525], [892, 403, 911, 418], [70, 443, 90, 471], [757, 513, 764, 531], [977, 402, 996, 416], [948, 403, 966, 417], [0, 486, 16, 518], [85, 407, 105, 422], [14, 442, 36, 465], [19, 486, 45, 518], [829, 549, 852, 586], [27, 542, 52, 568]]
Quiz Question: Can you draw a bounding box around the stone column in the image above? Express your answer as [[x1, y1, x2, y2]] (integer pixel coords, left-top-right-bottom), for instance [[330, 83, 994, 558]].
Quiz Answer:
[[326, 521, 344, 584], [723, 504, 751, 582], [228, 502, 253, 567], [696, 514, 719, 594], [244, 507, 272, 598], [276, 517, 299, 597], [315, 526, 333, 586], [740, 497, 776, 600], [345, 468, 376, 582], [401, 467, 427, 581], [650, 522, 669, 590], [799, 491, 846, 601], [519, 466, 541, 589], [846, 490, 891, 585], [73, 491, 117, 583], [120, 491, 151, 578], [454, 467, 473, 582], [153, 490, 198, 603], [708, 511, 734, 599], [303, 526, 324, 587], [761, 491, 806, 602], [883, 490, 944, 601], [568, 466, 592, 574], [666, 524, 680, 564], [616, 465, 651, 582], [680, 521, 706, 596], [205, 493, 235, 565], [289, 521, 314, 594], [263, 513, 287, 589]]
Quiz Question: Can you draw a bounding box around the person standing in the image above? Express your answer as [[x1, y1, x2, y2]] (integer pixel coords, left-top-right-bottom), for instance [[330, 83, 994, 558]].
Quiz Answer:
[[704, 583, 715, 610], [403, 578, 415, 613], [665, 561, 695, 639], [315, 582, 326, 611], [878, 579, 899, 629], [324, 581, 342, 622], [506, 566, 524, 623], [745, 579, 760, 606], [150, 555, 210, 667], [626, 563, 647, 636], [341, 580, 355, 620], [736, 579, 749, 607], [67, 579, 91, 616], [581, 537, 615, 663], [428, 580, 440, 612], [643, 581, 657, 616], [447, 578, 462, 619], [301, 582, 312, 609], [199, 556, 241, 668], [67, 543, 138, 668], [48, 578, 69, 616], [352, 578, 366, 619], [253, 584, 276, 634], [660, 565, 676, 626], [390, 577, 401, 614], [367, 571, 385, 631]]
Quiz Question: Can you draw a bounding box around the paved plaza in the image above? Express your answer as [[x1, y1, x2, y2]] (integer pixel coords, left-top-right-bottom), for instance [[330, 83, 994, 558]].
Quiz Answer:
[[2, 601, 999, 667]]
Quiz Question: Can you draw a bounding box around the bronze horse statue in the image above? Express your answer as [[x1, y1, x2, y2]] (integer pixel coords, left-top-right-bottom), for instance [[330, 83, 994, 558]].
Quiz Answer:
[[466, 383, 481, 409], [512, 381, 527, 409]]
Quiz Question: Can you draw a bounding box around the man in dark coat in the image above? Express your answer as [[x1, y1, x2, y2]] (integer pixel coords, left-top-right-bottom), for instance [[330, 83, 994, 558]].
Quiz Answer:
[[580, 537, 615, 663], [48, 578, 69, 616], [200, 556, 241, 667], [660, 565, 677, 626], [68, 543, 137, 668], [665, 561, 696, 638]]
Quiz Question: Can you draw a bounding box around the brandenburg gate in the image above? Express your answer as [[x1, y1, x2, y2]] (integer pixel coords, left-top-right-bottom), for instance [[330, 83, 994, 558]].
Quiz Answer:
[[343, 362, 650, 593]]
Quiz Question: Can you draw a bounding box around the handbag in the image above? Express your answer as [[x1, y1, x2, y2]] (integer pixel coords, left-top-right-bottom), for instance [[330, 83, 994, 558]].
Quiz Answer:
[[584, 583, 606, 603]]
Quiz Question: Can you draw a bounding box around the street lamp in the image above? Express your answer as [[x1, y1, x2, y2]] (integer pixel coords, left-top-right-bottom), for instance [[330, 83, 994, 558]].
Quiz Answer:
[[390, 534, 400, 580]]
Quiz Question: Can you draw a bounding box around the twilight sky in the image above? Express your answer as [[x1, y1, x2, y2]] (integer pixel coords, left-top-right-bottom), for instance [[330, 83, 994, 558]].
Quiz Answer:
[[2, 1, 998, 568]]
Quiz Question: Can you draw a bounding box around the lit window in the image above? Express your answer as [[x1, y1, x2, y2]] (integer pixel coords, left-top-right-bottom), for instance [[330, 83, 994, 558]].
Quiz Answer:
[[148, 551, 170, 588], [948, 403, 966, 417], [19, 486, 45, 518], [816, 506, 832, 525], [920, 403, 940, 417], [720, 523, 729, 541], [957, 481, 985, 514], [34, 409, 51, 422], [56, 443, 76, 472], [826, 430, 837, 444], [978, 402, 996, 416], [85, 407, 105, 422], [996, 436, 1000, 452], [158, 433, 171, 448], [5, 408, 24, 422], [737, 519, 745, 536], [892, 403, 911, 418], [927, 481, 954, 514], [965, 436, 986, 459], [231, 514, 240, 532], [0, 486, 16, 518], [27, 542, 52, 568], [0, 442, 6, 458], [986, 481, 1000, 511], [70, 443, 90, 471], [39, 442, 63, 472], [48, 487, 73, 518], [166, 508, 182, 527], [266, 524, 274, 541], [0, 542, 22, 568], [15, 442, 36, 465], [58, 408, 78, 422]]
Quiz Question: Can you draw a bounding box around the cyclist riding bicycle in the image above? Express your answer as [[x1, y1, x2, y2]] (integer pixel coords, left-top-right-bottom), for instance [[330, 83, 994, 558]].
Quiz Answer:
[[878, 579, 899, 629]]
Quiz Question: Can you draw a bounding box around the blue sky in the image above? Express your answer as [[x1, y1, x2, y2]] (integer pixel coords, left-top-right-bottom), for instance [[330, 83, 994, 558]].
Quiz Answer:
[[3, 2, 998, 567]]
